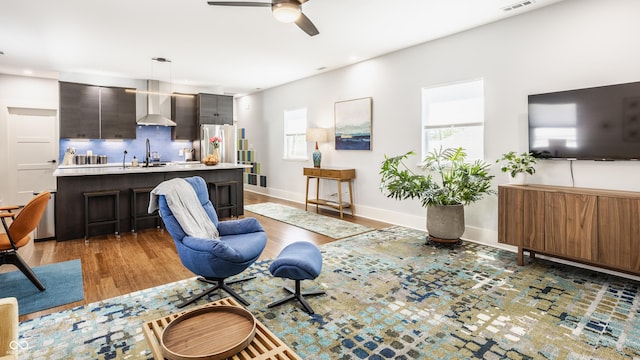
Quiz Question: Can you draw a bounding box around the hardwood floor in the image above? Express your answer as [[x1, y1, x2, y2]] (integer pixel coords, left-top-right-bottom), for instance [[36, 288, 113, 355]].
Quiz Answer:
[[19, 191, 390, 321]]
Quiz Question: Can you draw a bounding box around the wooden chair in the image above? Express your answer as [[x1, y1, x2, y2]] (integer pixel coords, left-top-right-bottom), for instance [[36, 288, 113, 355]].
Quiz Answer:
[[0, 192, 51, 291], [0, 205, 19, 219]]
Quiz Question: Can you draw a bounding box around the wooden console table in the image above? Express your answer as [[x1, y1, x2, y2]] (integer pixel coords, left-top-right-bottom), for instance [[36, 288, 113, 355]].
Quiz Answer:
[[304, 167, 355, 218]]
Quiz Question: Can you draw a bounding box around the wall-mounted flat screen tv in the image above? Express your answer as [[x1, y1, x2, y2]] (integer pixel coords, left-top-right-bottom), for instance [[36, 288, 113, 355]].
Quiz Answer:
[[528, 81, 640, 160]]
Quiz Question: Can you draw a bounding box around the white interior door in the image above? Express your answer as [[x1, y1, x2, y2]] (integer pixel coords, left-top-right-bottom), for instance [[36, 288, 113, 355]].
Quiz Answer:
[[7, 107, 58, 205]]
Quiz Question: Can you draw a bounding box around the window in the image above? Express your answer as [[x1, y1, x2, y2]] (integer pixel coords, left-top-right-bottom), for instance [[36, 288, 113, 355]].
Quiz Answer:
[[421, 79, 484, 160], [283, 107, 307, 159]]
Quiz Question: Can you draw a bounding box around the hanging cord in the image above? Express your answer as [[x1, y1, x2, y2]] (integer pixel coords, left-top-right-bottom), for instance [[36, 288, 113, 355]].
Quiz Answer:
[[569, 159, 575, 187], [152, 57, 172, 91]]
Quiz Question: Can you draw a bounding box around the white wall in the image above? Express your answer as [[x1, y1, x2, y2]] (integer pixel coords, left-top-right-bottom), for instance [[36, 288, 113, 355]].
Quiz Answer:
[[236, 0, 640, 246], [0, 74, 59, 206]]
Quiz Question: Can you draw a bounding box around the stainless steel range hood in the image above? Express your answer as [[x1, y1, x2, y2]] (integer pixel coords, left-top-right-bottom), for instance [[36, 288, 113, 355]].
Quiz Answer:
[[136, 80, 176, 126]]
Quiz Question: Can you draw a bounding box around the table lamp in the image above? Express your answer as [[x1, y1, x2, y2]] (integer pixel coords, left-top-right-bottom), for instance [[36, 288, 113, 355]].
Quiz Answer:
[[306, 128, 329, 168]]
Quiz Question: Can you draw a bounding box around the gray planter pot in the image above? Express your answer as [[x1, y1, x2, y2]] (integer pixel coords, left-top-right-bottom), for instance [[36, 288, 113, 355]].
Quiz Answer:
[[426, 204, 465, 241]]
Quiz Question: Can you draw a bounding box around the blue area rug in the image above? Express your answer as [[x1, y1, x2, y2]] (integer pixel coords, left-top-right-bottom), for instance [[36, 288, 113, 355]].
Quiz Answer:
[[0, 259, 84, 315], [15, 228, 640, 359]]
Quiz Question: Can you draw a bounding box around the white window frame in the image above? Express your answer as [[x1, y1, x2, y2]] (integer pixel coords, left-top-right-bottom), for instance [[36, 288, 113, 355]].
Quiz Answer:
[[283, 107, 308, 160], [421, 79, 485, 161]]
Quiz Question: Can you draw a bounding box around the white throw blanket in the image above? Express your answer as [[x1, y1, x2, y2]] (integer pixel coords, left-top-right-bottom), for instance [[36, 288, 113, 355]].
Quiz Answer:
[[148, 178, 220, 239]]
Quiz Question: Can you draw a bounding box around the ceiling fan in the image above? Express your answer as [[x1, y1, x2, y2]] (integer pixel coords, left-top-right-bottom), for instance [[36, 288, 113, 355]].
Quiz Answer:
[[207, 0, 319, 36]]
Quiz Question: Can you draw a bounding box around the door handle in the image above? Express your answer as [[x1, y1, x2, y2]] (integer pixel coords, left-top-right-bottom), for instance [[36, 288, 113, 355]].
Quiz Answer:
[[48, 159, 57, 163]]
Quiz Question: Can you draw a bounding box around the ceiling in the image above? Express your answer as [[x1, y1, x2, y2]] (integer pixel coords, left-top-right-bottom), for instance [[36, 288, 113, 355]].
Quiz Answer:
[[0, 0, 564, 95]]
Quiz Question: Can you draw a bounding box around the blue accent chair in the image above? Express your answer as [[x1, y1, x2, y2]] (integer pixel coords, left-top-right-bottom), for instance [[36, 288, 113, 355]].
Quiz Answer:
[[157, 176, 267, 308], [268, 241, 325, 314]]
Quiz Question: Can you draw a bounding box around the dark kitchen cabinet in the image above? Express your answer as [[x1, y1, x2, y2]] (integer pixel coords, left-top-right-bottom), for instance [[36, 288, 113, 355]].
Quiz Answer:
[[59, 82, 100, 139], [197, 93, 233, 125], [59, 81, 136, 139], [216, 95, 233, 124], [171, 93, 197, 140], [100, 87, 136, 139]]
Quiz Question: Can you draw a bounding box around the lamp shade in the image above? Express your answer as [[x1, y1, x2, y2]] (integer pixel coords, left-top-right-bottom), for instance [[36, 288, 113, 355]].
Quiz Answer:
[[306, 128, 329, 143], [306, 128, 328, 168]]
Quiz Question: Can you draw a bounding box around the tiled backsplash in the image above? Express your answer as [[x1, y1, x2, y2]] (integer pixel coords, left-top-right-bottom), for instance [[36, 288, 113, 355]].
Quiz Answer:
[[59, 126, 196, 165]]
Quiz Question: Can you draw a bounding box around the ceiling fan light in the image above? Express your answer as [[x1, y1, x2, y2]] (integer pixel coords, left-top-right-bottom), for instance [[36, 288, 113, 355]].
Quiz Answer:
[[272, 3, 301, 23]]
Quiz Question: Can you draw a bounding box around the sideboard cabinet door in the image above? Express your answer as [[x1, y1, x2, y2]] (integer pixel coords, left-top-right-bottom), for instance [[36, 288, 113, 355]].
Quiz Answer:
[[544, 192, 597, 262], [597, 196, 640, 272], [498, 186, 545, 251], [522, 190, 545, 252], [498, 186, 522, 247]]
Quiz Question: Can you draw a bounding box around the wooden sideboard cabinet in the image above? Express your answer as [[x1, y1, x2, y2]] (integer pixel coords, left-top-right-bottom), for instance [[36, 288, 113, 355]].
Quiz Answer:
[[498, 184, 640, 275]]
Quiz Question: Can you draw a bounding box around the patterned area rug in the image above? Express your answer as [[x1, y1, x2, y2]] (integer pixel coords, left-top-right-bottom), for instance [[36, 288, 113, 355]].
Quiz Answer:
[[16, 227, 640, 359], [245, 202, 374, 239]]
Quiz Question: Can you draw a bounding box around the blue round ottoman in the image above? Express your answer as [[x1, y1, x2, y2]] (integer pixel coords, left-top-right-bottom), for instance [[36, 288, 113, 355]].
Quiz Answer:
[[268, 241, 325, 314]]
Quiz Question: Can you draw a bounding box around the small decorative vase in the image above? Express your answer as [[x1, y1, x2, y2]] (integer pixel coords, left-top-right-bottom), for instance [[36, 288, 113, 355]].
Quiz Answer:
[[211, 147, 220, 164], [312, 149, 322, 168], [203, 147, 220, 165]]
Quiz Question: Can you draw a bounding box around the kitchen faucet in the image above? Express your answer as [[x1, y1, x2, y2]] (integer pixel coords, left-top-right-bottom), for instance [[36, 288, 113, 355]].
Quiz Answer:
[[145, 138, 150, 167]]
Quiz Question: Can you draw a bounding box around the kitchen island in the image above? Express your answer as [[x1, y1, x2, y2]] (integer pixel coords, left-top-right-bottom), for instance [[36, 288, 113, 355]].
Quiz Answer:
[[54, 162, 248, 241]]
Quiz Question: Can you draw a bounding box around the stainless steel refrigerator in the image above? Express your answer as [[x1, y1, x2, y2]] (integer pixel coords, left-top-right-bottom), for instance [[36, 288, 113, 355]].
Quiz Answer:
[[199, 124, 237, 164]]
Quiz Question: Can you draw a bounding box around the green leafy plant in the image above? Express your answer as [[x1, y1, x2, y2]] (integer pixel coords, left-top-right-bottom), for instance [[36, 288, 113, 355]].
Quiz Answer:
[[379, 147, 495, 207], [496, 151, 537, 178]]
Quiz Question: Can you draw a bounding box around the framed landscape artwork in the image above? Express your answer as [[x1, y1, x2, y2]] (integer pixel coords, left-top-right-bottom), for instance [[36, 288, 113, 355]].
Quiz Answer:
[[334, 97, 372, 150]]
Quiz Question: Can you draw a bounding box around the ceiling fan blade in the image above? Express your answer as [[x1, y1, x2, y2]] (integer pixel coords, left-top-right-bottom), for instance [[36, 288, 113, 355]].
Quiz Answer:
[[207, 1, 271, 7], [295, 13, 319, 36]]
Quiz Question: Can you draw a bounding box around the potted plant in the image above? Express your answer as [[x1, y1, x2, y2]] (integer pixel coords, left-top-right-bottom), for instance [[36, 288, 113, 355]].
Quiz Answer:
[[379, 147, 494, 244], [496, 151, 536, 185]]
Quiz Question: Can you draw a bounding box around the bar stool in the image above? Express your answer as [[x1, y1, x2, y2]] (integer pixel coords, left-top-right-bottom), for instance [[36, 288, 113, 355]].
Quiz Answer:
[[83, 190, 120, 240], [209, 180, 238, 218], [130, 187, 161, 233]]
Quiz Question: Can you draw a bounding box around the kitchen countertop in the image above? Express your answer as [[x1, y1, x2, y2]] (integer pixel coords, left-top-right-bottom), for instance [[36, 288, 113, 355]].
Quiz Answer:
[[53, 161, 250, 177]]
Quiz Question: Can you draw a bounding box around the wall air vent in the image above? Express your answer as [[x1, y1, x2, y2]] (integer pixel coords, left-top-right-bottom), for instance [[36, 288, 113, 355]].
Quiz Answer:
[[502, 0, 535, 12]]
